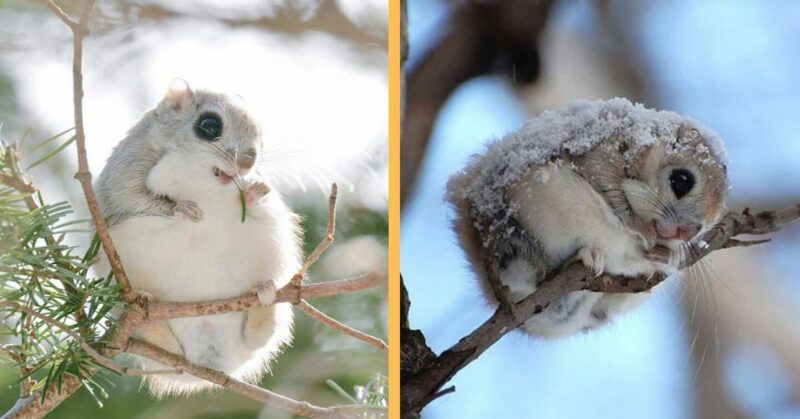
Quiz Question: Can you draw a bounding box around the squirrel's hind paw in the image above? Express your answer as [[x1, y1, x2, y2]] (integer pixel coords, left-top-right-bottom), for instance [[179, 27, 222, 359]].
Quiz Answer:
[[252, 281, 277, 306], [579, 247, 605, 277]]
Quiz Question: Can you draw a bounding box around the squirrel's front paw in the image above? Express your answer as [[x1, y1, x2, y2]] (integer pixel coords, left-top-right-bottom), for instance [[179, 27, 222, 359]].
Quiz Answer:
[[173, 200, 204, 222], [244, 181, 271, 204], [578, 246, 605, 277]]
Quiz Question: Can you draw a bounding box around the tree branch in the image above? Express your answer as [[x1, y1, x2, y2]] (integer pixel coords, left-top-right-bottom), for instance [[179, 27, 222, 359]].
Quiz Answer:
[[126, 339, 379, 419], [39, 0, 77, 29], [51, 0, 134, 298], [142, 271, 386, 322], [400, 205, 800, 415], [401, 0, 556, 207], [298, 299, 388, 352], [2, 269, 386, 417], [292, 183, 337, 286], [109, 0, 385, 50], [1, 375, 82, 419]]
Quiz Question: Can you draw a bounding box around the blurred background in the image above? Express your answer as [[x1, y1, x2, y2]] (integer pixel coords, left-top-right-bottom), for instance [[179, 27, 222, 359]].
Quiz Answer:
[[402, 0, 800, 418], [0, 0, 387, 417]]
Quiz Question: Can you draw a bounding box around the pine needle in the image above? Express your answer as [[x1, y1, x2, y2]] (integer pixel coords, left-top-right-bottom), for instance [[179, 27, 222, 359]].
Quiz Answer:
[[231, 175, 247, 223]]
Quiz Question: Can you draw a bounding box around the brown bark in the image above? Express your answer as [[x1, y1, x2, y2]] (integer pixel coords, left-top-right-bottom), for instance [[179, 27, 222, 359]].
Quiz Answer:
[[400, 206, 800, 416]]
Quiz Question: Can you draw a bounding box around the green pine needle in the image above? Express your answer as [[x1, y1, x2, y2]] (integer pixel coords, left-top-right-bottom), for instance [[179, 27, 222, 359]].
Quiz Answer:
[[1, 131, 121, 403], [231, 175, 247, 223]]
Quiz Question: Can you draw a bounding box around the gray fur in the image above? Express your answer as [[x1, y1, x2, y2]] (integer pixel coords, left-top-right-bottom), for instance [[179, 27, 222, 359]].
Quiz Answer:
[[95, 88, 261, 226]]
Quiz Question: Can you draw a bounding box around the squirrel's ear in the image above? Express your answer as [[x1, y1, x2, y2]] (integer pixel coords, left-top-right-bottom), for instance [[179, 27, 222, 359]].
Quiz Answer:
[[163, 79, 194, 112]]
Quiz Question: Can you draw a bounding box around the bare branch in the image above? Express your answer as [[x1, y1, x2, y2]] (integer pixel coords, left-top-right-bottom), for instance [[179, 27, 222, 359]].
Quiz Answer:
[[127, 339, 381, 418], [298, 299, 388, 352], [401, 205, 800, 414], [292, 183, 338, 285], [484, 261, 517, 314], [56, 0, 134, 297], [401, 0, 556, 207], [144, 271, 385, 322], [38, 0, 78, 29]]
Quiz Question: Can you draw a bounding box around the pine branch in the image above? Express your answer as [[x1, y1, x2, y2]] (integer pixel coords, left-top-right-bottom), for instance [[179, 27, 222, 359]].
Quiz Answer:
[[0, 301, 172, 377], [1, 375, 82, 419]]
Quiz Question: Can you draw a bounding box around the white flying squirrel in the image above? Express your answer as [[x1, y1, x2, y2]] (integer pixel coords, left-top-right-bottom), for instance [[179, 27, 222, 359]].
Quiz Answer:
[[95, 80, 301, 396], [447, 98, 728, 338]]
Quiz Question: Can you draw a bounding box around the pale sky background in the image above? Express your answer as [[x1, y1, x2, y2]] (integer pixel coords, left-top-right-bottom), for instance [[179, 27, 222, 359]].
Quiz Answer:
[[0, 0, 388, 211]]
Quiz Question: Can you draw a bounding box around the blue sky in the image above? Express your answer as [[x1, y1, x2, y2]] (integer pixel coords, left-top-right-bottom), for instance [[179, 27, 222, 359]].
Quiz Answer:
[[402, 1, 800, 418]]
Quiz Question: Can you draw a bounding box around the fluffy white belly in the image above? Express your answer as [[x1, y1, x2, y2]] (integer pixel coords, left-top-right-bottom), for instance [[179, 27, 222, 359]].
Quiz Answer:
[[106, 194, 298, 384], [510, 165, 652, 275], [110, 198, 291, 300], [503, 164, 661, 337]]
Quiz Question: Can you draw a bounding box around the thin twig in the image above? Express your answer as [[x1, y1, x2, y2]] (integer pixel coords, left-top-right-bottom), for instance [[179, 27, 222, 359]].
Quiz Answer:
[[298, 299, 388, 352], [127, 339, 381, 419], [292, 183, 338, 285], [39, 0, 77, 29], [57, 0, 133, 297], [2, 145, 38, 211]]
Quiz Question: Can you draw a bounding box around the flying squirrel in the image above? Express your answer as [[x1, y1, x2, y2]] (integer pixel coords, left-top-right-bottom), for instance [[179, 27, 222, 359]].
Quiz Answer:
[[95, 80, 301, 396], [447, 98, 728, 338]]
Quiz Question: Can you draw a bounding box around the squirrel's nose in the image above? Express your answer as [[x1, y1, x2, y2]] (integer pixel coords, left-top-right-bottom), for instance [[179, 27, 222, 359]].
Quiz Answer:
[[236, 148, 257, 171]]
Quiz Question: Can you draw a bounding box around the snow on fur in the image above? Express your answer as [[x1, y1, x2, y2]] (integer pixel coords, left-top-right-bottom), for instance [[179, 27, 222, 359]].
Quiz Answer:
[[446, 98, 727, 240]]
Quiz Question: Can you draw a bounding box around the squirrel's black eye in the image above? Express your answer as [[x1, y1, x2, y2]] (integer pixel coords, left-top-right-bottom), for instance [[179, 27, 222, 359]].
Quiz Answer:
[[669, 168, 695, 199], [194, 113, 222, 141]]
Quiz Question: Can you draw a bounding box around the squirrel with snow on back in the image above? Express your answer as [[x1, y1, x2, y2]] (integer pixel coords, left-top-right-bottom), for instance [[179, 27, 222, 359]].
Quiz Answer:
[[95, 80, 301, 396], [447, 98, 728, 338]]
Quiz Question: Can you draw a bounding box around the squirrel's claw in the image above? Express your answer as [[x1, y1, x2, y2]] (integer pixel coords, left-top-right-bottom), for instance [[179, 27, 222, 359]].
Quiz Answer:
[[578, 246, 605, 277], [173, 200, 204, 222]]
